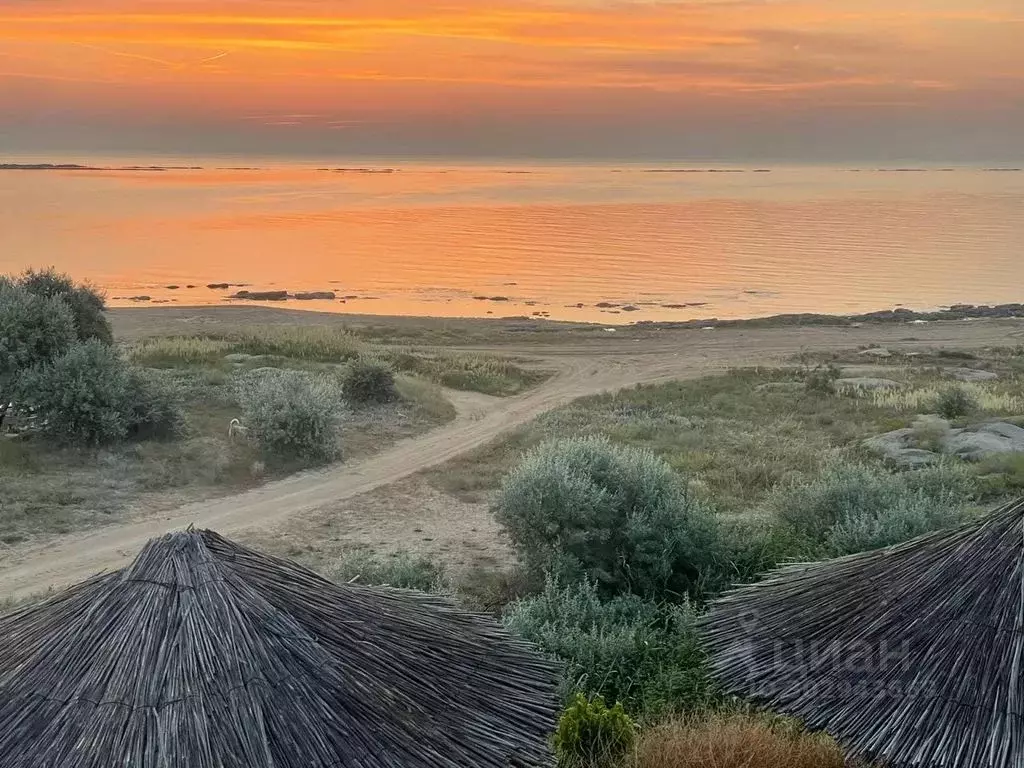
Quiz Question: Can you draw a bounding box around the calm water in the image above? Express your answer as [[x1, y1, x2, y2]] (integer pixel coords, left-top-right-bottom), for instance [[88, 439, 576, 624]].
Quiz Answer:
[[1, 160, 1022, 323]]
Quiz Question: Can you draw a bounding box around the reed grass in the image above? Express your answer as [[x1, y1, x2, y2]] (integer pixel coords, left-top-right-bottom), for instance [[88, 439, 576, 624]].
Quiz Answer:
[[868, 383, 1024, 414], [632, 715, 851, 768]]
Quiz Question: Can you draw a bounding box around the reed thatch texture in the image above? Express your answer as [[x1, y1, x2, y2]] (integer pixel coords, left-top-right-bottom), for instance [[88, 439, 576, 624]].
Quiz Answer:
[[701, 497, 1024, 768], [0, 529, 560, 767]]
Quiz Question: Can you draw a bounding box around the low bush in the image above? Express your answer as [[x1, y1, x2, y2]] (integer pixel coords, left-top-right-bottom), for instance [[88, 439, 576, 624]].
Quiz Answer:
[[16, 340, 183, 446], [935, 386, 977, 420], [494, 436, 719, 599], [124, 369, 185, 440], [323, 549, 444, 591], [910, 414, 951, 452], [341, 358, 397, 404], [235, 369, 344, 462], [554, 694, 636, 768], [504, 579, 713, 718], [0, 280, 77, 404], [17, 267, 112, 344], [771, 461, 975, 557], [633, 715, 849, 768], [803, 363, 840, 394]]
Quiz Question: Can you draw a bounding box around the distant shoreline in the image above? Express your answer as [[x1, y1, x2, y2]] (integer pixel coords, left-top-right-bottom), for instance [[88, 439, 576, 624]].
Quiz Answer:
[[108, 301, 1024, 336]]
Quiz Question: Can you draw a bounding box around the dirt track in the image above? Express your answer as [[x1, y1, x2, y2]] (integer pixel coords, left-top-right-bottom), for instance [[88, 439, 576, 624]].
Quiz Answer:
[[1, 319, 1020, 598]]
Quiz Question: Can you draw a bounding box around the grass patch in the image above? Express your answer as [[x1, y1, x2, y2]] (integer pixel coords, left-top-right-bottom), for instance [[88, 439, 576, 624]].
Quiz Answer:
[[427, 369, 905, 511], [633, 715, 854, 768], [427, 358, 1024, 512], [126, 331, 547, 396], [387, 349, 550, 396], [0, 356, 456, 544], [394, 375, 458, 422], [869, 382, 1024, 415]]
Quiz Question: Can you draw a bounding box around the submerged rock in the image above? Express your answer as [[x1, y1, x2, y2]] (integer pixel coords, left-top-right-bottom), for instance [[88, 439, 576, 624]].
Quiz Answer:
[[231, 290, 289, 301], [294, 291, 336, 301]]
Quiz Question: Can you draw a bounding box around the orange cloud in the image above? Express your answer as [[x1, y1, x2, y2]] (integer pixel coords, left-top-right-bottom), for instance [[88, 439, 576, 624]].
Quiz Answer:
[[1, 0, 1020, 154]]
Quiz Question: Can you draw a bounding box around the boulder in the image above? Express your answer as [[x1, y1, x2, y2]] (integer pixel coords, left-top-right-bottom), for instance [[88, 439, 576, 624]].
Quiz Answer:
[[836, 377, 903, 391], [863, 428, 939, 467], [231, 290, 289, 301], [294, 291, 337, 301], [858, 347, 892, 358], [941, 422, 1024, 462], [945, 367, 998, 383]]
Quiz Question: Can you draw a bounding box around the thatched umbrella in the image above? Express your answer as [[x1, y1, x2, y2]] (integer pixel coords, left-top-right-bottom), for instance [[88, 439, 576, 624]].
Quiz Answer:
[[0, 529, 560, 767], [701, 497, 1023, 768]]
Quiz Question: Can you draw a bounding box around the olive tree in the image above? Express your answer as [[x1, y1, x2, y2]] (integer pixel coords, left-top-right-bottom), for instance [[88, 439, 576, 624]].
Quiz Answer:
[[0, 279, 77, 427], [494, 435, 720, 600]]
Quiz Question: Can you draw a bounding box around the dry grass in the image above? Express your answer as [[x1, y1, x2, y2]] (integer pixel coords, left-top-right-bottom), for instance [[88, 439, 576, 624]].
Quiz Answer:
[[632, 715, 850, 768], [126, 332, 546, 396], [869, 382, 1024, 414], [394, 375, 458, 423], [127, 337, 234, 366]]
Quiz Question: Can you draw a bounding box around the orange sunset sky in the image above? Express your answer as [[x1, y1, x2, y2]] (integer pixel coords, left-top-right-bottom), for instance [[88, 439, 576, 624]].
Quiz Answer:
[[1, 0, 1021, 160]]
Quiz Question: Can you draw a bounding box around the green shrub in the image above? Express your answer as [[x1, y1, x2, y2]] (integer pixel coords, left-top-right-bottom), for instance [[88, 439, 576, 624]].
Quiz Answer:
[[235, 369, 343, 462], [0, 280, 76, 404], [935, 386, 977, 420], [494, 436, 719, 599], [17, 267, 112, 344], [18, 340, 132, 445], [554, 694, 637, 768], [803, 363, 840, 394], [825, 494, 968, 555], [123, 369, 185, 440], [341, 358, 397, 404], [504, 578, 713, 717], [771, 461, 976, 557]]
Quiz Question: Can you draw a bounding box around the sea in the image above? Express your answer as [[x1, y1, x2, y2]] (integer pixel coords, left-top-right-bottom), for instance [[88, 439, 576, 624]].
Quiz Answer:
[[1, 157, 1022, 324]]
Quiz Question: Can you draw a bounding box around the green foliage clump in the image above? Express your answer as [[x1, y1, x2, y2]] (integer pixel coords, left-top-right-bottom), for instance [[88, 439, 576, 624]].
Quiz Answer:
[[803, 363, 840, 394], [504, 578, 713, 718], [123, 368, 185, 440], [0, 279, 77, 402], [17, 340, 183, 445], [554, 694, 637, 768], [235, 369, 343, 462], [935, 385, 977, 420], [17, 267, 112, 344], [324, 550, 444, 591], [494, 436, 719, 599], [772, 461, 975, 557], [341, 358, 397, 404]]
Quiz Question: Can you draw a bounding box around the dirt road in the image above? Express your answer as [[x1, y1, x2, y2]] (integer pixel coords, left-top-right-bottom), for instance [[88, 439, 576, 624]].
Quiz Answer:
[[1, 319, 1020, 598]]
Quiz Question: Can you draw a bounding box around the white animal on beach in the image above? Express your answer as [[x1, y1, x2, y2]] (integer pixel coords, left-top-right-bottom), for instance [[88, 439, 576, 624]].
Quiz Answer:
[[228, 418, 249, 441]]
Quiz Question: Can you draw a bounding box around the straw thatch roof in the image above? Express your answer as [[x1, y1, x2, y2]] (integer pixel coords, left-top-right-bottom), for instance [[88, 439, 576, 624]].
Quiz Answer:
[[701, 497, 1024, 768], [0, 529, 560, 767]]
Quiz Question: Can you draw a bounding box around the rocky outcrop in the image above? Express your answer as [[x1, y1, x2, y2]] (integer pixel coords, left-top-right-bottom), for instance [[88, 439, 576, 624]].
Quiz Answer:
[[231, 290, 289, 301], [945, 367, 999, 383], [835, 377, 903, 391], [942, 423, 1024, 462], [865, 421, 1024, 466], [294, 291, 336, 301]]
